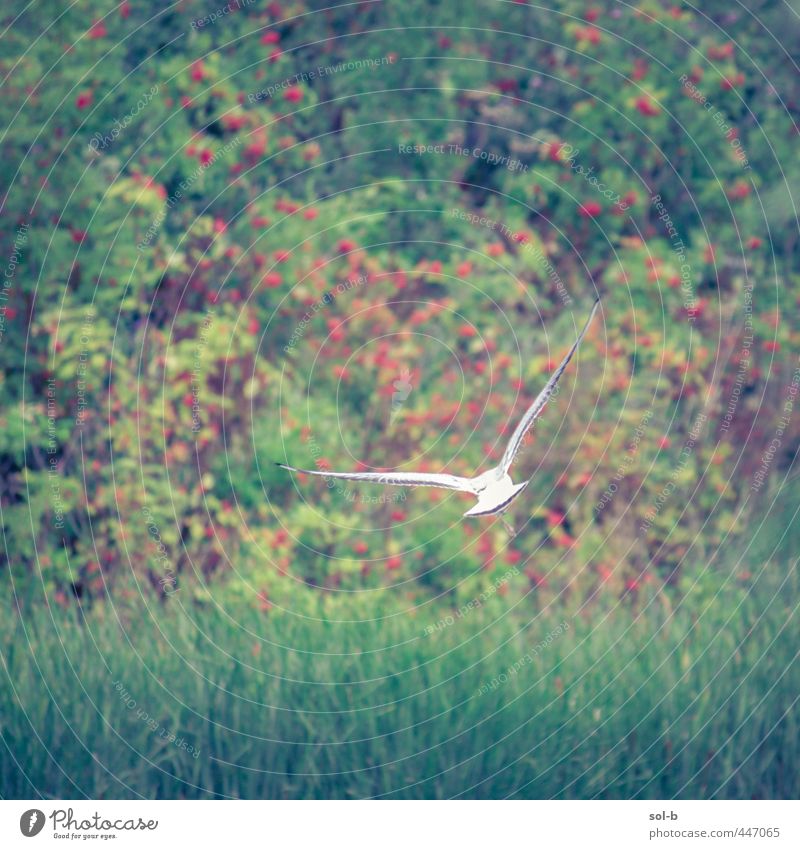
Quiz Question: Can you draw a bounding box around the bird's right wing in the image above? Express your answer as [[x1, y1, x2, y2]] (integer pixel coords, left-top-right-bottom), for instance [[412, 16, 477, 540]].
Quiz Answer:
[[499, 297, 600, 476], [277, 464, 476, 493]]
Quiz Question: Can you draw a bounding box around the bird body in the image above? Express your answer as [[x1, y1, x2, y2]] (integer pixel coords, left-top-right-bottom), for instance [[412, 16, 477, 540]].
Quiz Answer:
[[462, 471, 530, 517], [278, 298, 600, 524]]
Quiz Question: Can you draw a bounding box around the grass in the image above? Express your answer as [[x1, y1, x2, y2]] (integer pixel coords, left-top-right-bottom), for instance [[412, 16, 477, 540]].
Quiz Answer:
[[1, 545, 797, 799]]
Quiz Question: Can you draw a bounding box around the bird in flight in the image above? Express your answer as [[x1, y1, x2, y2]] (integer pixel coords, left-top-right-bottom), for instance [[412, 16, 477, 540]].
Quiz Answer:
[[278, 298, 600, 531]]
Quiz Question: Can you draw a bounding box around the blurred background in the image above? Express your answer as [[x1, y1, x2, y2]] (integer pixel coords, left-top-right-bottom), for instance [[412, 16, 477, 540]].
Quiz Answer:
[[1, 0, 798, 799]]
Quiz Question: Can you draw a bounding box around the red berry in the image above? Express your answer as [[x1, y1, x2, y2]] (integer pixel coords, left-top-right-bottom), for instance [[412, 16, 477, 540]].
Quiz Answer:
[[584, 26, 602, 45], [707, 42, 734, 60], [632, 59, 649, 81], [579, 201, 602, 217], [635, 96, 660, 117], [546, 509, 564, 527], [88, 20, 107, 39]]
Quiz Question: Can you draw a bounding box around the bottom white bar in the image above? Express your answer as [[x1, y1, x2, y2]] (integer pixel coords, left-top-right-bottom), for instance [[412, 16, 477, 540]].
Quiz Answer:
[[1, 800, 797, 847]]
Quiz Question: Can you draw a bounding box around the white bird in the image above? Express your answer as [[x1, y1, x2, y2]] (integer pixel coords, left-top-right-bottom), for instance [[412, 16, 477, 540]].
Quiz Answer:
[[278, 298, 600, 528]]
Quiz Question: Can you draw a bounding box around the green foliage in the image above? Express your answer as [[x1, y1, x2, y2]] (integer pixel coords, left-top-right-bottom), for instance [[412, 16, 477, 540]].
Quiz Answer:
[[0, 1, 797, 597]]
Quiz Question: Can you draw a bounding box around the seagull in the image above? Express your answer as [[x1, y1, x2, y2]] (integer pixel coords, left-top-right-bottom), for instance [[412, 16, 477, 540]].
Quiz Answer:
[[278, 298, 600, 530]]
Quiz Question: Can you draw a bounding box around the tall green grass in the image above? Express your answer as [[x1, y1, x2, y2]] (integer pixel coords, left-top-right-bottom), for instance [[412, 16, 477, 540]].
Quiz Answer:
[[1, 550, 797, 799]]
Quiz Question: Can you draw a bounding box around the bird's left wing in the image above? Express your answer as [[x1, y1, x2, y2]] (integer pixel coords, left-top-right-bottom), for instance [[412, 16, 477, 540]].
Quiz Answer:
[[277, 464, 476, 493], [499, 298, 600, 476]]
